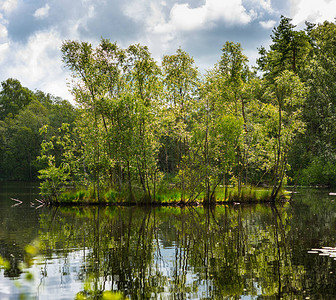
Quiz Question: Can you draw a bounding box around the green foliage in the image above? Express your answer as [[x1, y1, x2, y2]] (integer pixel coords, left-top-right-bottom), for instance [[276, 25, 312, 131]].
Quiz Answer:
[[0, 99, 48, 180], [256, 18, 336, 189], [291, 21, 336, 186], [299, 157, 336, 186], [101, 291, 128, 300], [61, 39, 164, 202], [217, 186, 274, 202], [257, 15, 311, 80], [160, 48, 200, 200], [38, 124, 84, 200], [103, 190, 118, 203], [6, 16, 336, 200], [38, 161, 70, 201], [50, 35, 311, 203], [76, 290, 129, 300], [0, 78, 35, 120], [266, 70, 306, 198], [0, 79, 77, 181]]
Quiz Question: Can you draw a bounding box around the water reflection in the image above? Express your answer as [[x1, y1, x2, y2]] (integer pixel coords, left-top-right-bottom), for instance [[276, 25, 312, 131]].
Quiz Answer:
[[2, 186, 336, 298]]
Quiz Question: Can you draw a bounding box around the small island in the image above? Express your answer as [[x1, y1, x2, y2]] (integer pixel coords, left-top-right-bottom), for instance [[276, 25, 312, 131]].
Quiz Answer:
[[1, 17, 335, 206]]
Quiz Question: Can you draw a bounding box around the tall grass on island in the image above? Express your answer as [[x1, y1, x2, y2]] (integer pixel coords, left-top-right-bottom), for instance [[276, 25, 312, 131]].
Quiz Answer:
[[48, 185, 288, 206]]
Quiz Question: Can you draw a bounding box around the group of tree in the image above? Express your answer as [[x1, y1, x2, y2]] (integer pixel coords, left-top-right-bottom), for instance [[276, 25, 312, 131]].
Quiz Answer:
[[3, 16, 336, 202], [258, 17, 336, 187], [0, 79, 77, 181]]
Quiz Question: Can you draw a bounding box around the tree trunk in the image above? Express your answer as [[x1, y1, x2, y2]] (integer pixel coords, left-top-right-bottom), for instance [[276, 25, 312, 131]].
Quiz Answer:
[[271, 103, 283, 200]]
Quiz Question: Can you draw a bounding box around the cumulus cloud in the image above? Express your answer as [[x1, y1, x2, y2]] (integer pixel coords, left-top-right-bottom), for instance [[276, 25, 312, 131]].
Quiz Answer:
[[0, 42, 9, 63], [0, 29, 71, 100], [260, 19, 276, 29], [154, 0, 253, 34], [0, 23, 7, 38], [1, 0, 336, 101], [0, 0, 18, 13], [290, 0, 336, 25], [66, 3, 96, 39], [33, 4, 50, 20], [258, 0, 273, 12]]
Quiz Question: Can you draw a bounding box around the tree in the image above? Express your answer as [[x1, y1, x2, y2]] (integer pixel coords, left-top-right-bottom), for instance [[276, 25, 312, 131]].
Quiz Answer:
[[38, 123, 84, 201], [0, 78, 76, 181], [161, 48, 200, 200], [218, 42, 251, 195], [197, 63, 244, 203], [61, 39, 164, 201], [124, 44, 163, 201], [61, 40, 104, 200], [0, 78, 35, 120], [257, 16, 311, 81], [266, 71, 306, 199], [0, 99, 48, 180], [296, 21, 336, 186]]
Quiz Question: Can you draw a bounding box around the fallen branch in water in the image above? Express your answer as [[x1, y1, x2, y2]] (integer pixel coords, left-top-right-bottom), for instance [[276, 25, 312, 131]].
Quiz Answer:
[[10, 198, 22, 204], [34, 198, 49, 209], [10, 197, 50, 208], [10, 198, 23, 207]]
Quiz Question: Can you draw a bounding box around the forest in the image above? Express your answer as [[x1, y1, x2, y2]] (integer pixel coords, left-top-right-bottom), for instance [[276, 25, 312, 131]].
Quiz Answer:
[[1, 16, 336, 204]]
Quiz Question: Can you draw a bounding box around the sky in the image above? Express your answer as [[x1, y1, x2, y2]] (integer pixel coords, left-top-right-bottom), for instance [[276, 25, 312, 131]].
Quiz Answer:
[[0, 0, 335, 102]]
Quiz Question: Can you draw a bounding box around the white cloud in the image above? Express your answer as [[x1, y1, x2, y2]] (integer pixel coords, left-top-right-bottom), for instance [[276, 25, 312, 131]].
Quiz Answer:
[[253, 0, 273, 12], [290, 0, 336, 25], [0, 41, 9, 63], [33, 4, 50, 20], [0, 29, 72, 100], [0, 0, 291, 100], [121, 0, 175, 56], [154, 0, 253, 34], [86, 4, 95, 19], [0, 0, 18, 13], [260, 19, 276, 29], [66, 3, 96, 40], [0, 22, 7, 38]]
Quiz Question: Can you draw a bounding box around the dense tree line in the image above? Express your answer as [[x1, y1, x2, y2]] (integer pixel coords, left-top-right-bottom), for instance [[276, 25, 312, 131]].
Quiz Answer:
[[259, 17, 336, 187], [0, 79, 77, 181], [3, 17, 336, 201]]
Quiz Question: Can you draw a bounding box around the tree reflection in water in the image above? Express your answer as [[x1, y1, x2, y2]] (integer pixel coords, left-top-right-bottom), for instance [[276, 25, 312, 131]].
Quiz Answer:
[[4, 196, 336, 298], [32, 203, 306, 299]]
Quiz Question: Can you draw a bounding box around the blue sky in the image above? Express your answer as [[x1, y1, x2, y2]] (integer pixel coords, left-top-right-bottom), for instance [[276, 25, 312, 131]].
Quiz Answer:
[[0, 0, 335, 101]]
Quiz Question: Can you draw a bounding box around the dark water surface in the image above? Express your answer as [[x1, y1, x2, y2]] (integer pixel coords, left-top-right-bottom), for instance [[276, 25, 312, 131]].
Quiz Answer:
[[1, 183, 336, 299]]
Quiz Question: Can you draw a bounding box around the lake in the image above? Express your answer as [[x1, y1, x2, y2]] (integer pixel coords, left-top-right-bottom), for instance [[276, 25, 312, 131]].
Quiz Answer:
[[1, 182, 336, 299]]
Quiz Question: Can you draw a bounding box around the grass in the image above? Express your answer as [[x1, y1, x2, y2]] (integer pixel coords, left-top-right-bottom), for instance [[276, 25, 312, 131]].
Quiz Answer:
[[215, 186, 274, 203], [155, 190, 182, 203], [51, 185, 285, 206]]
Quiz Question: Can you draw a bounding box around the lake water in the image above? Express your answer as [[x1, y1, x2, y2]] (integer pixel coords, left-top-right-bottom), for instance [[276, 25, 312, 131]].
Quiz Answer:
[[1, 182, 336, 299]]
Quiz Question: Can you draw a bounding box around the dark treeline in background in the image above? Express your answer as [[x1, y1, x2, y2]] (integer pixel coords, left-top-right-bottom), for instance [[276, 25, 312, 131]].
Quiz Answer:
[[0, 78, 77, 181], [1, 17, 336, 202]]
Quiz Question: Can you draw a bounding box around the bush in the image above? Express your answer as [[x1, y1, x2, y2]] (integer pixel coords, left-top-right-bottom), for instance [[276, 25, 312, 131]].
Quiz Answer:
[[299, 157, 336, 186], [104, 190, 119, 203]]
